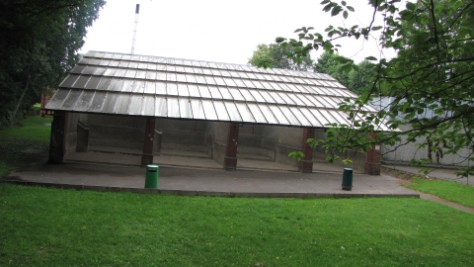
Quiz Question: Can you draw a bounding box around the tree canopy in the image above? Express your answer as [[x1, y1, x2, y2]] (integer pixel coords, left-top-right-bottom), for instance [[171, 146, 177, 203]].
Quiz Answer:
[[313, 51, 378, 95], [0, 0, 105, 128], [314, 52, 351, 86], [276, 0, 474, 176], [248, 43, 313, 71]]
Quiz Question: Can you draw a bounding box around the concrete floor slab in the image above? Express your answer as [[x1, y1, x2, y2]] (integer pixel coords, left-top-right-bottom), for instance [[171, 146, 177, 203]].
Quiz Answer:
[[6, 162, 418, 198]]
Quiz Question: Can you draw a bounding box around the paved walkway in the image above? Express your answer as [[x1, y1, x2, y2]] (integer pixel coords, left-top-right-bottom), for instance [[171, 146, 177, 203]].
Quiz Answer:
[[6, 162, 418, 198], [382, 164, 473, 186], [7, 161, 474, 214]]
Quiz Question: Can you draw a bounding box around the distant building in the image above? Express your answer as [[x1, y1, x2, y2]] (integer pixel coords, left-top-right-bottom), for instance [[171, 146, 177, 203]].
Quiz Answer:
[[372, 97, 472, 168]]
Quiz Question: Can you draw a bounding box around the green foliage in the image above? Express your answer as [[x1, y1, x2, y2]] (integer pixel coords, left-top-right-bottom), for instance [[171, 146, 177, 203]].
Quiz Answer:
[[347, 60, 378, 95], [277, 0, 474, 176], [248, 44, 275, 68], [32, 103, 42, 113], [306, 126, 378, 163], [288, 151, 305, 161], [249, 43, 313, 71], [0, 0, 105, 128], [314, 52, 379, 95], [404, 177, 474, 208], [315, 51, 353, 87], [1, 184, 474, 266]]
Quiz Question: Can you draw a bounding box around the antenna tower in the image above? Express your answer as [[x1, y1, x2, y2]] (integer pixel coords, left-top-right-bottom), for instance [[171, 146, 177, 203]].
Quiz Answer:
[[131, 3, 140, 54]]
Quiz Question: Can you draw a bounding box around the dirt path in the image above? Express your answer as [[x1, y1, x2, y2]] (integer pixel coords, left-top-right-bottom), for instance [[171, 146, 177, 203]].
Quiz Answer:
[[418, 192, 474, 215]]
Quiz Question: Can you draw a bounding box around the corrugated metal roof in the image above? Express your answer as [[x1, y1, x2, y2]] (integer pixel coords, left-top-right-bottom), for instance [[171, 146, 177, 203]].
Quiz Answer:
[[47, 50, 389, 130]]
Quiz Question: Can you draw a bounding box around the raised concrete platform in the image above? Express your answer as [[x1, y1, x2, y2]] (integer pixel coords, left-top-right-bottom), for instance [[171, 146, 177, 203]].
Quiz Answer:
[[5, 162, 419, 198]]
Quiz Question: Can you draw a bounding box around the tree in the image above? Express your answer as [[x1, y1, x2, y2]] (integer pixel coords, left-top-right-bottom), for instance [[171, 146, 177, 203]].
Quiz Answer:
[[249, 43, 313, 71], [0, 0, 105, 128], [313, 52, 379, 95], [347, 60, 377, 95], [314, 51, 352, 88], [277, 0, 474, 177]]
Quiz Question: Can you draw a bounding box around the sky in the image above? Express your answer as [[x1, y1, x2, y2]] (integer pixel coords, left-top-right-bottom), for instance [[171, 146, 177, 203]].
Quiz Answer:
[[81, 0, 395, 65]]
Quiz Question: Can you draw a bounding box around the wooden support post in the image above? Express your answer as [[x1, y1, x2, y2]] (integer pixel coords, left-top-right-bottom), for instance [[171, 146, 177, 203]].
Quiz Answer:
[[299, 127, 314, 173], [224, 123, 239, 170], [365, 131, 381, 175], [141, 117, 155, 166], [49, 111, 66, 163], [40, 89, 51, 117]]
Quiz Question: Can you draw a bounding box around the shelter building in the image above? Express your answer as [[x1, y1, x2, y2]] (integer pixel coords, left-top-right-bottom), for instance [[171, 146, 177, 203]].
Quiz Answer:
[[46, 51, 386, 174]]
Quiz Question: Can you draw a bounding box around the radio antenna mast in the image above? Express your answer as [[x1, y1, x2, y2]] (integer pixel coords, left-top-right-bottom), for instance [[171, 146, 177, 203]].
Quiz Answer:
[[131, 3, 140, 54]]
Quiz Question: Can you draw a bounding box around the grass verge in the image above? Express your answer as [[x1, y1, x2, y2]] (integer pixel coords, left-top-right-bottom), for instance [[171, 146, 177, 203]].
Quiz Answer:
[[1, 183, 473, 267], [403, 177, 474, 208]]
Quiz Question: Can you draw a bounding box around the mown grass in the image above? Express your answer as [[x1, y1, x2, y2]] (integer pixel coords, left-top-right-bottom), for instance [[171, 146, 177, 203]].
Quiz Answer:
[[0, 116, 52, 143], [403, 177, 474, 208], [0, 116, 51, 178], [1, 183, 473, 267], [0, 162, 9, 178]]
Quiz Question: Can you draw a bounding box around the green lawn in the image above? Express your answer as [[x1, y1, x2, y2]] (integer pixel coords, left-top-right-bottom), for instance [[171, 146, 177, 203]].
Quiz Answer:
[[403, 177, 474, 208], [0, 162, 9, 178], [1, 184, 473, 267], [0, 116, 51, 178], [0, 116, 52, 143]]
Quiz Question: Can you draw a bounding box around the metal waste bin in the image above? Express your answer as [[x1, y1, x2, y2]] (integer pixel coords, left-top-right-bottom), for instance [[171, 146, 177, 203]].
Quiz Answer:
[[342, 168, 353, 191], [145, 164, 159, 189]]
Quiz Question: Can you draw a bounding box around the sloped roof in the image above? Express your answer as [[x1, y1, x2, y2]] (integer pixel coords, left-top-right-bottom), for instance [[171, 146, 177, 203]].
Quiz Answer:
[[47, 50, 386, 129]]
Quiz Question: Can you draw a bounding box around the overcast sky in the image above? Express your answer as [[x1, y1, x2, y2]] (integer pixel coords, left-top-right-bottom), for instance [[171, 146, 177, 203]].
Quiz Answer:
[[81, 0, 394, 65]]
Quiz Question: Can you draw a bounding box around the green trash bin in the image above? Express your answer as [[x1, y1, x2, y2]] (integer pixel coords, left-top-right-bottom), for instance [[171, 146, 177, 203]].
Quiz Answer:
[[342, 168, 353, 191], [145, 164, 159, 189]]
